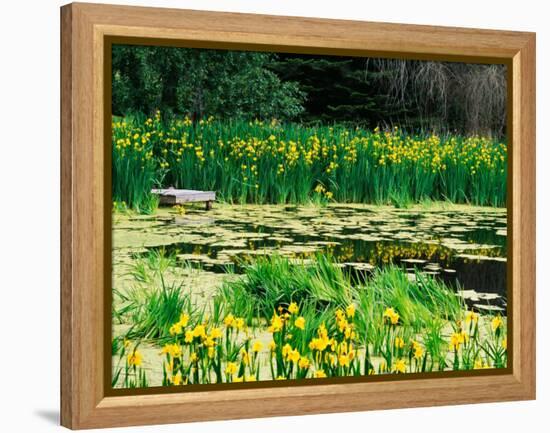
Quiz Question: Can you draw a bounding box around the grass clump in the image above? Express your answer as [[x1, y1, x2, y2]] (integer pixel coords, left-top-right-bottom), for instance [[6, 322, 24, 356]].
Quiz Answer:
[[219, 254, 463, 329], [220, 254, 352, 320], [114, 249, 194, 341]]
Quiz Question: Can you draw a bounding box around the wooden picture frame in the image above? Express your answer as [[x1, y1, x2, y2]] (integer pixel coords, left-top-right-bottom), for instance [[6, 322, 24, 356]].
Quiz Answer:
[[60, 2, 536, 429]]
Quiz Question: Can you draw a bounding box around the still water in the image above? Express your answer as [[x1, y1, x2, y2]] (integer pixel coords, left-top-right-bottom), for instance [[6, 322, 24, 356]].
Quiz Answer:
[[113, 203, 507, 312]]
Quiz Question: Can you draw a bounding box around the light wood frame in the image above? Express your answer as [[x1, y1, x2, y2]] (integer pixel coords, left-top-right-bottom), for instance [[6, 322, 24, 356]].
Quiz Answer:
[[60, 2, 536, 429]]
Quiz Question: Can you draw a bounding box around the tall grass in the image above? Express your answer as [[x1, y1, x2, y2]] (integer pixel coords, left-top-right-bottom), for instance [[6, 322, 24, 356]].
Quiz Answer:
[[114, 249, 194, 341], [215, 254, 476, 376], [219, 254, 464, 332], [219, 254, 353, 320], [112, 112, 164, 213], [112, 114, 507, 210]]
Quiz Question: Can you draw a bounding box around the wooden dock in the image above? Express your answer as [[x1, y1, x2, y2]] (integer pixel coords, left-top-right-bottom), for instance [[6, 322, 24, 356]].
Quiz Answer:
[[151, 188, 216, 210]]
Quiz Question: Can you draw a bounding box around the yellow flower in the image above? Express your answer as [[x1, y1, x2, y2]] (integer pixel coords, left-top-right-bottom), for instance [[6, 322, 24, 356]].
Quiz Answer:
[[192, 324, 206, 339], [210, 327, 222, 339], [309, 337, 329, 352], [225, 362, 238, 375], [269, 340, 277, 352], [314, 370, 327, 378], [465, 311, 478, 325], [245, 375, 257, 382], [184, 330, 194, 343], [283, 346, 300, 363], [413, 344, 424, 360], [383, 307, 400, 325], [190, 352, 198, 363], [344, 325, 354, 340], [235, 317, 245, 330], [288, 302, 299, 314], [491, 315, 503, 332], [346, 304, 356, 318], [178, 313, 189, 327], [449, 332, 465, 351], [268, 314, 284, 333], [294, 316, 306, 330], [502, 336, 507, 350], [298, 357, 310, 369], [240, 349, 250, 365], [161, 343, 182, 358], [289, 349, 300, 363], [233, 375, 243, 383], [338, 354, 350, 367], [282, 343, 292, 359], [224, 314, 235, 328], [314, 184, 326, 194], [208, 346, 215, 359], [252, 341, 263, 353], [169, 323, 182, 336], [393, 359, 406, 373], [173, 204, 186, 216], [171, 372, 182, 386], [394, 336, 405, 349], [127, 350, 142, 367], [474, 358, 491, 369]]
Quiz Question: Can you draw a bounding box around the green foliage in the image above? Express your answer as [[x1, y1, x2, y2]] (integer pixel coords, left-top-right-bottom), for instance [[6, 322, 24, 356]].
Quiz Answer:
[[270, 55, 393, 126], [111, 341, 149, 388], [115, 249, 193, 341], [355, 267, 463, 331], [112, 114, 507, 210], [112, 112, 163, 212], [112, 45, 305, 121], [219, 254, 464, 330], [219, 254, 352, 319], [125, 283, 190, 340]]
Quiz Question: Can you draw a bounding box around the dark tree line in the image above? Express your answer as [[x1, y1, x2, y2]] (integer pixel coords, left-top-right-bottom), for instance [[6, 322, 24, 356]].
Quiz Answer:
[[112, 45, 507, 137], [268, 55, 397, 125], [112, 46, 305, 121], [367, 59, 507, 137]]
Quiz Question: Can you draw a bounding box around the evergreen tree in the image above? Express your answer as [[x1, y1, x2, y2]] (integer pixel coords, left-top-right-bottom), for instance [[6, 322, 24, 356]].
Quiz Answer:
[[269, 55, 400, 126]]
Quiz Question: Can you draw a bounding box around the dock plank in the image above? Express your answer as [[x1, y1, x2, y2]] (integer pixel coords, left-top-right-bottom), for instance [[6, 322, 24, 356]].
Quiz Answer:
[[151, 188, 216, 208]]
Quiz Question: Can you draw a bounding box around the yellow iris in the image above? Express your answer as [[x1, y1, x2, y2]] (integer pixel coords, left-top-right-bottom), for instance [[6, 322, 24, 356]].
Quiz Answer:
[[294, 316, 306, 330], [127, 350, 142, 367]]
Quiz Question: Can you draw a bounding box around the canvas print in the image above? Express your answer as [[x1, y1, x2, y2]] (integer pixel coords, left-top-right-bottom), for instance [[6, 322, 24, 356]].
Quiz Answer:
[[110, 45, 508, 389]]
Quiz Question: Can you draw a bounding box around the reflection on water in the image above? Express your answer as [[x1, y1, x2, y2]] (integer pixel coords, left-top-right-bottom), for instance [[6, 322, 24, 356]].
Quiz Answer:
[[117, 203, 507, 311]]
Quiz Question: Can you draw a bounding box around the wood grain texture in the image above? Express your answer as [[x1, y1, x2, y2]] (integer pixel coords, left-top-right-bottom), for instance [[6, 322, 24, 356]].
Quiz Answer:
[[60, 2, 536, 429], [60, 4, 73, 428], [516, 35, 536, 394]]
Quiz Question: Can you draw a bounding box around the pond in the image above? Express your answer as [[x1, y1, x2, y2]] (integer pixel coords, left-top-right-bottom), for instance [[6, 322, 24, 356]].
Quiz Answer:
[[113, 202, 507, 312]]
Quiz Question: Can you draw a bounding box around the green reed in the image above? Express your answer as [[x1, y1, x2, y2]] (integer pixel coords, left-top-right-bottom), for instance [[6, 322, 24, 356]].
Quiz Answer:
[[112, 113, 507, 209]]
